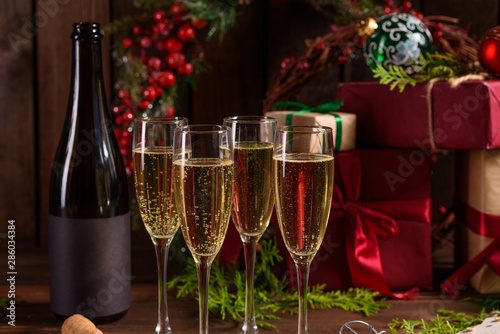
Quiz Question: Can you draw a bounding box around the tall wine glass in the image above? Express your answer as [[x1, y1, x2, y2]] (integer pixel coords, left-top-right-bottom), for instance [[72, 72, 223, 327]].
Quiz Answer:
[[223, 116, 277, 334], [172, 125, 234, 334], [133, 116, 188, 334], [273, 126, 334, 334]]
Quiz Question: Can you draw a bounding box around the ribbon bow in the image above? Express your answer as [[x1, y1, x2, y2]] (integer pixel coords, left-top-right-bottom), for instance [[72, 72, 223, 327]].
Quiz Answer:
[[273, 100, 344, 152], [332, 151, 422, 300]]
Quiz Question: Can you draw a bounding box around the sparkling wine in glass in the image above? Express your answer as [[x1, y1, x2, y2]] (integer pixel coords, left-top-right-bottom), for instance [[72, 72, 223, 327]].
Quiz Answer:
[[133, 116, 188, 334], [172, 125, 234, 334], [223, 116, 277, 334], [273, 126, 334, 334]]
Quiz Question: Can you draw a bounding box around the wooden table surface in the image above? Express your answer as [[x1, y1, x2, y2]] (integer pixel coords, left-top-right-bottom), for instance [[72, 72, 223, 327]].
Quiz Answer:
[[0, 245, 493, 334]]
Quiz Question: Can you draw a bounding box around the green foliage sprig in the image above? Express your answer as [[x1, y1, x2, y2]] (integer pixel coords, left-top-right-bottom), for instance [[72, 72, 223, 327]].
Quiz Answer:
[[168, 239, 391, 328], [372, 52, 482, 92], [388, 309, 490, 334]]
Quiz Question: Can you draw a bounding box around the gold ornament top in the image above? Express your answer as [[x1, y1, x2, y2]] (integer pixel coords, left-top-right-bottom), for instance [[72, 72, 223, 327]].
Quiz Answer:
[[357, 17, 378, 38]]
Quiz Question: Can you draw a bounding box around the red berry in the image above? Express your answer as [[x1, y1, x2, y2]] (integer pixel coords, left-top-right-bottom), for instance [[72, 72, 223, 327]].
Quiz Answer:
[[140, 55, 148, 64], [114, 128, 122, 140], [177, 61, 193, 76], [121, 129, 132, 139], [438, 205, 447, 215], [147, 56, 162, 71], [157, 20, 172, 35], [140, 36, 152, 48], [139, 100, 151, 110], [316, 42, 325, 51], [281, 58, 291, 69], [132, 25, 142, 35], [118, 90, 130, 99], [143, 86, 157, 101], [166, 106, 176, 116], [415, 11, 424, 20], [434, 30, 443, 38], [177, 25, 195, 41], [154, 39, 166, 51], [112, 105, 123, 115], [171, 2, 186, 17], [166, 52, 185, 69], [120, 137, 131, 148], [148, 75, 156, 86], [154, 9, 167, 22], [402, 1, 412, 11], [343, 47, 353, 57], [156, 86, 164, 96], [122, 37, 133, 48], [338, 55, 348, 64], [383, 6, 392, 14], [152, 24, 160, 35], [165, 37, 183, 52], [120, 147, 127, 157], [434, 22, 443, 30], [158, 71, 176, 87], [191, 17, 208, 29], [298, 62, 309, 70]]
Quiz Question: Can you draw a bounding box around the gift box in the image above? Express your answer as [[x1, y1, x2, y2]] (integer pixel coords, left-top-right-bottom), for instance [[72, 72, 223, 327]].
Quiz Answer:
[[272, 148, 433, 299], [264, 110, 356, 152], [445, 149, 500, 294], [337, 81, 500, 149], [219, 106, 356, 265]]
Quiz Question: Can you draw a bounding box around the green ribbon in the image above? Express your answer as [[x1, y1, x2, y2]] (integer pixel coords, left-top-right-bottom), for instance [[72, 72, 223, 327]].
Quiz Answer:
[[272, 100, 344, 152]]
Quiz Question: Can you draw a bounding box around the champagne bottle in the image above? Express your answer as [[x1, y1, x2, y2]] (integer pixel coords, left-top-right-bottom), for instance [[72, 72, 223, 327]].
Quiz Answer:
[[48, 22, 131, 324]]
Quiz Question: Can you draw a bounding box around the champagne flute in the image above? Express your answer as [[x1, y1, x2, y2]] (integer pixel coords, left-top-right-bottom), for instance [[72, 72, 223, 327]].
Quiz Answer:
[[172, 125, 234, 334], [273, 126, 334, 334], [133, 116, 188, 334], [223, 116, 277, 334]]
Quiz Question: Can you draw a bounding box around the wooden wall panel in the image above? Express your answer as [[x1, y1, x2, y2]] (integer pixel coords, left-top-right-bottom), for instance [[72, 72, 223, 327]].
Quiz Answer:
[[423, 0, 498, 38], [36, 0, 111, 247], [0, 1, 36, 244], [267, 2, 341, 106], [191, 1, 266, 124]]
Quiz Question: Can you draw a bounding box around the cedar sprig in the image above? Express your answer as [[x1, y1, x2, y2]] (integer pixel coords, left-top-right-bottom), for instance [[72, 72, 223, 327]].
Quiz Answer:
[[372, 52, 482, 92], [388, 308, 490, 334], [167, 238, 392, 328]]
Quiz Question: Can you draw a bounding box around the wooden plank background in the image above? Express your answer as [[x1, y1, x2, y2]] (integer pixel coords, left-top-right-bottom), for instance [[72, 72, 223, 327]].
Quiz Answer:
[[1, 0, 499, 250]]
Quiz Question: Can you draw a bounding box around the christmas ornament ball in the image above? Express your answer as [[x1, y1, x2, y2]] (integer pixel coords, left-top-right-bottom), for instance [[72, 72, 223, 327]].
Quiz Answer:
[[363, 13, 432, 73], [478, 27, 500, 75]]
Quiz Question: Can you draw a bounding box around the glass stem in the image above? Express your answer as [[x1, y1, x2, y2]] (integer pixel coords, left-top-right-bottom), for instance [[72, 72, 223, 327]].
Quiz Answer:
[[154, 238, 172, 334], [197, 257, 212, 334], [296, 262, 310, 334], [242, 237, 259, 333]]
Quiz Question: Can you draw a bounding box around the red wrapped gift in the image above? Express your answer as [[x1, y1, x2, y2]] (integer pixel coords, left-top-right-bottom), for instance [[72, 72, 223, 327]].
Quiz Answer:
[[273, 149, 433, 299], [442, 150, 500, 295], [337, 81, 500, 149]]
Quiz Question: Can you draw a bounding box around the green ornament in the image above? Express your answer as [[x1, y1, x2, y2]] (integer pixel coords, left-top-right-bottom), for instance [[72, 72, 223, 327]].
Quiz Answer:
[[363, 13, 432, 73]]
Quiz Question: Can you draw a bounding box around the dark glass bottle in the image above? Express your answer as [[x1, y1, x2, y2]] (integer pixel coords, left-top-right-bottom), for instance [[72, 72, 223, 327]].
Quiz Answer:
[[48, 22, 131, 324]]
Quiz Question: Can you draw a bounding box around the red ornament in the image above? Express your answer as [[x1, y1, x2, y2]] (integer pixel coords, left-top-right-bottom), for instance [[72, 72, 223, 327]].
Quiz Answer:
[[122, 37, 133, 48], [140, 36, 152, 48], [166, 106, 176, 116], [153, 9, 167, 22], [166, 52, 185, 69], [158, 71, 176, 87], [478, 26, 500, 76], [177, 61, 193, 76], [177, 25, 195, 41], [143, 86, 158, 101], [147, 56, 162, 71], [165, 37, 183, 52]]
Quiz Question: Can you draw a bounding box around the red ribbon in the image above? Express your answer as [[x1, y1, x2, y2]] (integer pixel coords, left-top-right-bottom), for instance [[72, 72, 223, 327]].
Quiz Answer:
[[441, 203, 500, 296], [332, 151, 430, 300]]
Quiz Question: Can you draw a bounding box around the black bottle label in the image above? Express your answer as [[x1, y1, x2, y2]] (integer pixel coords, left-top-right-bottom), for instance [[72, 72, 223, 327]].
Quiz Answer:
[[48, 213, 131, 319]]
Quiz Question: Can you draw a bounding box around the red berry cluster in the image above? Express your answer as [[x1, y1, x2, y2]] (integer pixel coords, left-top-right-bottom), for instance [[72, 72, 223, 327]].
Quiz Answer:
[[113, 2, 206, 174], [382, 0, 423, 20]]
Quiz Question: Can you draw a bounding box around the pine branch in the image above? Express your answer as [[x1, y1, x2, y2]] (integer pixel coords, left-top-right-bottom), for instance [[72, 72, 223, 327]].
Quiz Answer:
[[167, 238, 392, 328], [388, 309, 490, 334]]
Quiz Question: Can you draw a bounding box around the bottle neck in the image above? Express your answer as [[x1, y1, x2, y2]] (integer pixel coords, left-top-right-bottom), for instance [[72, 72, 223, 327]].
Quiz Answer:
[[70, 38, 109, 122]]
